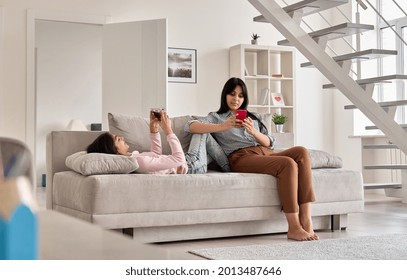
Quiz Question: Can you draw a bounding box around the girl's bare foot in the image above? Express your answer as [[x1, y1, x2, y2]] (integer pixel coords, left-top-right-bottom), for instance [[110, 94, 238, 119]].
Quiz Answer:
[[287, 226, 316, 241]]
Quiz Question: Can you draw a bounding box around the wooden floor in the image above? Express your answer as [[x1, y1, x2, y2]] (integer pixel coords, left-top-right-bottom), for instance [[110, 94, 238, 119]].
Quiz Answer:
[[35, 187, 407, 259]]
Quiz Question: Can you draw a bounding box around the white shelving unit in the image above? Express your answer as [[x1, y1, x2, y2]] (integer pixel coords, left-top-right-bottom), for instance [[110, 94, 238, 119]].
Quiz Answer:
[[229, 44, 296, 148]]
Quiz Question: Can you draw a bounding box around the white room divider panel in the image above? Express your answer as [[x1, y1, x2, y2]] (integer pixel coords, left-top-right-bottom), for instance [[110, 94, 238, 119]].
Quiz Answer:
[[102, 19, 167, 125]]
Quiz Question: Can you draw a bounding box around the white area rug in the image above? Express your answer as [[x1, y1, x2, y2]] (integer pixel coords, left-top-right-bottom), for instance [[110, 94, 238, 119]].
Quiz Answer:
[[189, 234, 407, 260]]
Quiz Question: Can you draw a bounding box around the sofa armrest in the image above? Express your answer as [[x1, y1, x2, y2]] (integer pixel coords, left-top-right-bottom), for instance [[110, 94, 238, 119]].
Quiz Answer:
[[46, 131, 105, 209]]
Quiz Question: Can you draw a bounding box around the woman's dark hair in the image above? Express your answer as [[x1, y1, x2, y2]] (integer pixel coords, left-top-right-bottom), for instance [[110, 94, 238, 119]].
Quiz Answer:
[[87, 132, 118, 154], [217, 77, 268, 135]]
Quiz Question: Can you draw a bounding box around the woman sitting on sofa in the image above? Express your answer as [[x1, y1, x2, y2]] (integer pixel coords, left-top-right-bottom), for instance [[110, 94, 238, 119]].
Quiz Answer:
[[87, 110, 230, 174], [186, 77, 318, 241]]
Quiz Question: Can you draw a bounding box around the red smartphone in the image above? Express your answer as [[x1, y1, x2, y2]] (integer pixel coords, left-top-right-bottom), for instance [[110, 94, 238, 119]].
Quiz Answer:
[[236, 109, 247, 121]]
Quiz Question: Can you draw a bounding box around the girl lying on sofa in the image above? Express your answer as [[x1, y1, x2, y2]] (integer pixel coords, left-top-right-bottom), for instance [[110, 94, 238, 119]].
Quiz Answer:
[[86, 109, 230, 174]]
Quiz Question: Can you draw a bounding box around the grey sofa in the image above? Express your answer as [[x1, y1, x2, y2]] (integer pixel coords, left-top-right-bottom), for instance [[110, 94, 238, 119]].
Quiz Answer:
[[46, 113, 364, 243]]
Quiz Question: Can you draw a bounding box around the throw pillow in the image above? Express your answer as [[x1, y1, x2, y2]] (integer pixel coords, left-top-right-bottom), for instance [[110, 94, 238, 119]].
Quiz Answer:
[[108, 112, 151, 153], [308, 149, 343, 169], [108, 112, 195, 154], [65, 151, 139, 176], [257, 112, 273, 133]]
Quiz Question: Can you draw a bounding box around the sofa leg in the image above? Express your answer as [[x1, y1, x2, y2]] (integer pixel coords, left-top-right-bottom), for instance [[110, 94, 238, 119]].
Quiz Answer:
[[330, 214, 348, 231], [122, 228, 134, 238], [331, 215, 340, 231]]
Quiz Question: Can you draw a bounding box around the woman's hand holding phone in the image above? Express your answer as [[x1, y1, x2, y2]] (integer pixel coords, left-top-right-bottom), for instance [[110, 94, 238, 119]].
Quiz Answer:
[[235, 109, 247, 121], [235, 110, 256, 134], [234, 109, 247, 128], [242, 116, 256, 135], [223, 110, 247, 130]]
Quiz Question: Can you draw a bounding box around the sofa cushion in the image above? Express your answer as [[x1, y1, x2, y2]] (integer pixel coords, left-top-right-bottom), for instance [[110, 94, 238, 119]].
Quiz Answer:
[[108, 113, 151, 153], [53, 168, 363, 218], [108, 112, 194, 154], [107, 112, 341, 170], [308, 149, 343, 169], [258, 113, 273, 132], [65, 151, 139, 175]]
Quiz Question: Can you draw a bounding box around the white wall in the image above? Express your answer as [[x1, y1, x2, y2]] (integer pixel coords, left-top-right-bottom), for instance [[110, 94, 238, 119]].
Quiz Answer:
[[0, 0, 353, 173]]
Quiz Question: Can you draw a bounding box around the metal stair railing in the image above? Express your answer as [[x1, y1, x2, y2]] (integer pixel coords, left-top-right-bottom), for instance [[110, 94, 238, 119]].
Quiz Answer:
[[248, 0, 407, 156], [391, 0, 407, 17], [364, 0, 407, 48], [280, 0, 360, 76], [265, 0, 357, 57], [354, 0, 407, 127]]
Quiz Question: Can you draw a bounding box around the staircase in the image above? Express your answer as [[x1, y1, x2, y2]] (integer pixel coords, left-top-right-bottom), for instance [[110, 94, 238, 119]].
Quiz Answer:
[[248, 0, 407, 203], [355, 133, 407, 200]]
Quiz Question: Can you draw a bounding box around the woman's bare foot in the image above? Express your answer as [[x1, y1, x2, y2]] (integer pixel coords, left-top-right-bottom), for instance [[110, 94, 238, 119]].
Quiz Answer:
[[299, 203, 319, 240], [285, 212, 317, 241], [287, 226, 316, 241], [300, 217, 319, 240]]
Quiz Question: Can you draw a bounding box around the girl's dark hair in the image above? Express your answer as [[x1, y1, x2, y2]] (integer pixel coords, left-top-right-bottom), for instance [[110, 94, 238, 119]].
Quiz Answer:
[[217, 77, 268, 135], [87, 132, 117, 154]]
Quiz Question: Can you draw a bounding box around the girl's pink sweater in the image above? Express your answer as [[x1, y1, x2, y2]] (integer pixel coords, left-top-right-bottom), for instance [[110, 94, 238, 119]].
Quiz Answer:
[[130, 133, 188, 174]]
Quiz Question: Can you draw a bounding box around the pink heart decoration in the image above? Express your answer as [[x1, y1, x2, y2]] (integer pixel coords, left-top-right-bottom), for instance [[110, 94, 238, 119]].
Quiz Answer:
[[274, 96, 281, 102]]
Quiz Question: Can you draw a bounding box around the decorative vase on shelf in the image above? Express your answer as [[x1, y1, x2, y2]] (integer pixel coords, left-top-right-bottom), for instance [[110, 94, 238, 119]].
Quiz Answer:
[[272, 113, 287, 133], [275, 124, 284, 133], [251, 33, 260, 45]]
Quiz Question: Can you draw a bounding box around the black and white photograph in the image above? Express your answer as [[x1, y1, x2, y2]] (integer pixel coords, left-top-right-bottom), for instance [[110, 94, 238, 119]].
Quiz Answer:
[[168, 48, 197, 83]]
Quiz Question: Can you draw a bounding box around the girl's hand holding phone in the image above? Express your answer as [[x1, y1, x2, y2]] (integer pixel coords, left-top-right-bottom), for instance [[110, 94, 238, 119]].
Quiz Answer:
[[150, 109, 160, 133], [151, 108, 164, 121], [159, 112, 173, 135]]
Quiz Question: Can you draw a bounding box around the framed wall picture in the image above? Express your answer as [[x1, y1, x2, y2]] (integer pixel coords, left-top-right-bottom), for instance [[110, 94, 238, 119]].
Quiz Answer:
[[271, 92, 285, 106], [168, 48, 197, 83]]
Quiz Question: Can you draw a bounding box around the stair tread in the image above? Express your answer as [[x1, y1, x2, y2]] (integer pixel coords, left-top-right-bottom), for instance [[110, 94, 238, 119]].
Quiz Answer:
[[254, 0, 348, 22], [366, 124, 407, 130], [302, 49, 397, 68], [278, 23, 374, 46], [364, 164, 407, 169], [364, 182, 402, 189], [363, 144, 399, 149], [344, 99, 407, 110], [247, 0, 407, 157], [324, 74, 407, 89]]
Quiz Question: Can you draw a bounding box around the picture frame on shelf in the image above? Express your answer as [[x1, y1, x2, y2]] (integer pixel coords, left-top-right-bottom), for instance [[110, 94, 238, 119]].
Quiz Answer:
[[258, 88, 269, 105], [271, 92, 285, 106], [168, 48, 197, 83]]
